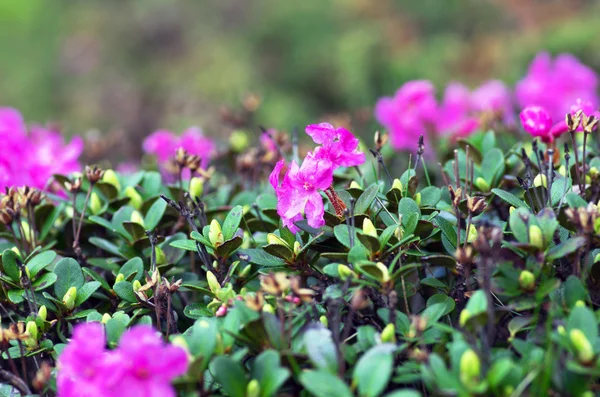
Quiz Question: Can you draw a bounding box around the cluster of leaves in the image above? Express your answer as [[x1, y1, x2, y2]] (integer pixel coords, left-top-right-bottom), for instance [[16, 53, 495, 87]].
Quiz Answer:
[[2, 127, 600, 397]]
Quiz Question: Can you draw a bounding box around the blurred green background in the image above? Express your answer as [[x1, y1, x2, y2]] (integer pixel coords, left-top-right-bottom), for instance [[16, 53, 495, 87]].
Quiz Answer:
[[1, 0, 599, 161]]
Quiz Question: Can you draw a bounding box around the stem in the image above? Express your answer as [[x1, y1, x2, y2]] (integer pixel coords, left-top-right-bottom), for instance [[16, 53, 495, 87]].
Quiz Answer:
[[570, 131, 583, 195]]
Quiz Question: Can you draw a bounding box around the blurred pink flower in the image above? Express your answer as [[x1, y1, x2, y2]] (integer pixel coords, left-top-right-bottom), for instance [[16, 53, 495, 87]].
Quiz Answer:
[[306, 123, 365, 168], [143, 127, 215, 170], [516, 52, 598, 122], [471, 80, 515, 126], [57, 323, 188, 397], [374, 80, 437, 150], [436, 82, 480, 138], [0, 107, 83, 191]]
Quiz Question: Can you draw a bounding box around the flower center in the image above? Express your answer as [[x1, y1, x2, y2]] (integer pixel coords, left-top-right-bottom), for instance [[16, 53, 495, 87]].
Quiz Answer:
[[136, 367, 150, 379], [303, 182, 312, 191]]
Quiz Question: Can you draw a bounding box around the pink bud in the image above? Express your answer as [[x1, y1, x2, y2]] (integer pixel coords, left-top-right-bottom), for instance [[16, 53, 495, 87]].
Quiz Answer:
[[215, 305, 228, 317], [520, 106, 553, 142]]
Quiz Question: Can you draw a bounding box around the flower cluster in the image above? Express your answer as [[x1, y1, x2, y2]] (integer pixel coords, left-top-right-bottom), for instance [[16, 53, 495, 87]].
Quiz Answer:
[[57, 323, 188, 397], [0, 108, 83, 191], [143, 127, 215, 173], [374, 79, 513, 150], [516, 52, 598, 122], [270, 123, 364, 233]]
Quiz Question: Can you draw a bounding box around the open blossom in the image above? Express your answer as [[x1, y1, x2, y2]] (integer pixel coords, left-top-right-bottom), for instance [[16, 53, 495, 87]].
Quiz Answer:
[[0, 107, 83, 191], [374, 80, 437, 150], [305, 123, 365, 168], [519, 106, 557, 143], [516, 52, 598, 122], [270, 156, 333, 233], [143, 127, 215, 170], [436, 82, 480, 138], [57, 323, 188, 397], [471, 80, 515, 126]]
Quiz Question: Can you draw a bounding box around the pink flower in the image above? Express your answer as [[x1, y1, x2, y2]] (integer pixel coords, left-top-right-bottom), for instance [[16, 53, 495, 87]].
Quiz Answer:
[[270, 156, 333, 233], [57, 323, 188, 397], [0, 108, 83, 191], [471, 80, 515, 126], [374, 80, 437, 150], [112, 325, 188, 397], [57, 323, 118, 397], [143, 127, 215, 170], [519, 106, 555, 143], [306, 123, 365, 168], [436, 82, 480, 138], [516, 52, 598, 122]]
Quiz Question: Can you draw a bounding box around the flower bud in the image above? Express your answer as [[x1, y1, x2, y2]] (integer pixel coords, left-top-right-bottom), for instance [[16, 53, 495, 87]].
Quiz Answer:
[[475, 177, 490, 192], [20, 222, 33, 244], [319, 315, 328, 327], [89, 192, 102, 215], [467, 224, 477, 243], [267, 233, 289, 247], [208, 219, 224, 247], [570, 329, 595, 364], [362, 218, 377, 238], [216, 304, 228, 317], [155, 246, 167, 265], [509, 206, 515, 214], [518, 270, 535, 291], [557, 165, 566, 177], [459, 309, 471, 327], [189, 177, 204, 200], [391, 178, 403, 191], [375, 262, 390, 283], [132, 279, 142, 292], [349, 181, 362, 190], [529, 225, 543, 249], [102, 313, 112, 324], [26, 321, 38, 341], [239, 265, 252, 278], [533, 174, 547, 188], [263, 303, 275, 314], [381, 323, 396, 343], [130, 210, 145, 227], [338, 264, 357, 280], [38, 305, 47, 321], [293, 241, 301, 256], [575, 300, 586, 308], [20, 266, 31, 281], [557, 325, 566, 336], [414, 192, 421, 206], [206, 271, 221, 293], [394, 226, 404, 240], [459, 349, 481, 388], [246, 379, 261, 397], [115, 273, 125, 284], [62, 286, 77, 310], [102, 170, 121, 191], [229, 130, 250, 153], [124, 186, 143, 209]]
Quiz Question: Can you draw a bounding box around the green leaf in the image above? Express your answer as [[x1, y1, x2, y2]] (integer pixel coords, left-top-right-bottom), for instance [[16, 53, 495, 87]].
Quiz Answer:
[[89, 237, 124, 257], [222, 205, 244, 240], [39, 202, 65, 241], [32, 272, 57, 291], [299, 370, 353, 397], [491, 188, 528, 209], [74, 281, 101, 306], [215, 236, 243, 258], [355, 184, 380, 214], [383, 391, 421, 397], [26, 250, 57, 277], [508, 207, 530, 244], [105, 313, 130, 347], [120, 257, 144, 281], [113, 281, 137, 303], [251, 350, 291, 397], [53, 258, 84, 298], [481, 148, 505, 186], [567, 306, 598, 345], [238, 249, 285, 267], [304, 328, 338, 374], [7, 289, 24, 304], [353, 344, 396, 397], [1, 249, 20, 283], [547, 237, 586, 261], [170, 239, 198, 251], [398, 198, 421, 219], [184, 303, 213, 319], [210, 356, 248, 397], [144, 198, 167, 230]]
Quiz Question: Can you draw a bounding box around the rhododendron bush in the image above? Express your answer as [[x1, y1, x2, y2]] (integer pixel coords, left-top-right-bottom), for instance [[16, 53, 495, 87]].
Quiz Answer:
[[2, 52, 600, 397]]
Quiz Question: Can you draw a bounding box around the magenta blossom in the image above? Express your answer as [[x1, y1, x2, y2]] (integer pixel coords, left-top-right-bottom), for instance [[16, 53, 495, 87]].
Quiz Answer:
[[471, 80, 515, 126], [436, 82, 480, 138], [57, 323, 188, 397], [516, 52, 598, 122], [270, 155, 333, 233], [374, 80, 438, 150], [519, 106, 556, 143], [143, 127, 215, 170], [305, 123, 365, 168], [0, 107, 83, 191]]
